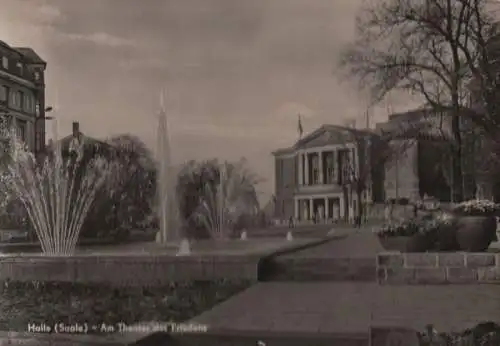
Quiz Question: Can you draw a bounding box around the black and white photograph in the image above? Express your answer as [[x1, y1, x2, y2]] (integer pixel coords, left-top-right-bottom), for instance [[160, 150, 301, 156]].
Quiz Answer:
[[2, 0, 500, 345]]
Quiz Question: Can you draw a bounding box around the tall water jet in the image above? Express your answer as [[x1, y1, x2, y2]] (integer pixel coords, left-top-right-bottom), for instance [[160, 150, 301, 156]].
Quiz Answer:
[[155, 90, 180, 245]]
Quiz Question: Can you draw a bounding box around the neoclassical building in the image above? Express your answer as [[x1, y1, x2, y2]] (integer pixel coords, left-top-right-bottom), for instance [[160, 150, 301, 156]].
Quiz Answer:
[[272, 110, 481, 223], [272, 125, 384, 223]]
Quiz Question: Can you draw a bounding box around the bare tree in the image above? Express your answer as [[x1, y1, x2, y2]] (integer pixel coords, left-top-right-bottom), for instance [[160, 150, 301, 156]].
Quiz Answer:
[[340, 121, 432, 226], [338, 0, 500, 202]]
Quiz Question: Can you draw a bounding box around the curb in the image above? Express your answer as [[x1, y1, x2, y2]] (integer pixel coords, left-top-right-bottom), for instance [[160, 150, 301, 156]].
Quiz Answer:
[[0, 331, 131, 345], [128, 330, 369, 346], [256, 234, 347, 281]]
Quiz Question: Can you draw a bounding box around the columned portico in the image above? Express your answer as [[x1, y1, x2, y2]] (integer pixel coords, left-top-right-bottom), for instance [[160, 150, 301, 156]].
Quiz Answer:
[[294, 194, 344, 222], [296, 143, 356, 187]]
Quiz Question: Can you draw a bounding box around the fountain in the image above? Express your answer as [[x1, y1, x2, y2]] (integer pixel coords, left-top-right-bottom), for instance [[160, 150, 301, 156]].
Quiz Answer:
[[240, 229, 248, 241], [155, 90, 184, 249], [5, 118, 111, 255], [176, 238, 191, 256]]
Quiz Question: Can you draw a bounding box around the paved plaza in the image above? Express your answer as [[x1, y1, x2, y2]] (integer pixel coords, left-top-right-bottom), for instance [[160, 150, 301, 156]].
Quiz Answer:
[[190, 282, 500, 336]]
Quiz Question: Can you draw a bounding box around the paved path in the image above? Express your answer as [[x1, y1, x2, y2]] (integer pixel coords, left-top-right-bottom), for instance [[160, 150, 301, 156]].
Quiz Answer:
[[278, 230, 383, 259], [190, 282, 500, 336]]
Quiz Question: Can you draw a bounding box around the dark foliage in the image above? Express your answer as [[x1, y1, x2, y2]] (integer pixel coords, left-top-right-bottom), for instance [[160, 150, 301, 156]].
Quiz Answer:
[[81, 135, 156, 240], [0, 279, 251, 333]]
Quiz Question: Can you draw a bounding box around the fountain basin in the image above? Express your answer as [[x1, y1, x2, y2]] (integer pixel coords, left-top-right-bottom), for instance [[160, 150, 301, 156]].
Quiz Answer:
[[0, 238, 329, 285]]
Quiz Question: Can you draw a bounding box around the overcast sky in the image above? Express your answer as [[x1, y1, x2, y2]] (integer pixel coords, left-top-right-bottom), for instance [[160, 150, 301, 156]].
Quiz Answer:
[[1, 0, 417, 202]]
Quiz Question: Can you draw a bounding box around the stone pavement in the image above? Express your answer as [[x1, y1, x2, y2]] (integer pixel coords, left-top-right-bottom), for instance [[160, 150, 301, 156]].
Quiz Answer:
[[277, 231, 383, 258], [189, 282, 500, 336]]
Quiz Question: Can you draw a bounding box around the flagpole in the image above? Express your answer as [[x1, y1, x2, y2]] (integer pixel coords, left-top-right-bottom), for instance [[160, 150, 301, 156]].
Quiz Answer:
[[297, 113, 303, 139]]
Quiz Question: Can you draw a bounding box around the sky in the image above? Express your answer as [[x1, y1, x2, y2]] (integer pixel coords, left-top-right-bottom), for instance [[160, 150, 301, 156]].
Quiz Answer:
[[0, 0, 418, 203]]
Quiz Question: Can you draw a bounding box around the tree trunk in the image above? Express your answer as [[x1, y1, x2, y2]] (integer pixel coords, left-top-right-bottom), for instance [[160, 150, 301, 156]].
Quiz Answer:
[[451, 101, 464, 203], [356, 187, 363, 228]]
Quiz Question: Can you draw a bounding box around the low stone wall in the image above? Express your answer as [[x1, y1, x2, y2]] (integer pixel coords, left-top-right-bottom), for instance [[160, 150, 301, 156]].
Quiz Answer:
[[0, 255, 260, 286], [377, 252, 500, 284]]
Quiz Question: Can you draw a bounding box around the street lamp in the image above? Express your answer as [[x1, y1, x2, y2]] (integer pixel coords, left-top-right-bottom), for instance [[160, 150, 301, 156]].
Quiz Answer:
[[34, 106, 55, 153]]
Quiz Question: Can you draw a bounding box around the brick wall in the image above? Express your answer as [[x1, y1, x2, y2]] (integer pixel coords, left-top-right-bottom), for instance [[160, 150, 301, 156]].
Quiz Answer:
[[377, 252, 500, 284], [0, 255, 260, 286]]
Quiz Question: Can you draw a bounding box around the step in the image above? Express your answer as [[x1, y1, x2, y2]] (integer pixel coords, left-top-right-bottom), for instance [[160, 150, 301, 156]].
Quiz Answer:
[[261, 257, 376, 281]]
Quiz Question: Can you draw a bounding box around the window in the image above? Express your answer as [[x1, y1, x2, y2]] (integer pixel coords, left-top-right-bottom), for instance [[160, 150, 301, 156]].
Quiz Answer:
[[35, 102, 41, 116], [338, 149, 353, 185], [311, 155, 319, 184], [325, 154, 335, 184], [16, 62, 23, 75], [0, 85, 7, 102], [23, 93, 33, 113], [1, 56, 8, 69], [16, 120, 26, 142], [34, 71, 40, 81], [10, 90, 22, 109]]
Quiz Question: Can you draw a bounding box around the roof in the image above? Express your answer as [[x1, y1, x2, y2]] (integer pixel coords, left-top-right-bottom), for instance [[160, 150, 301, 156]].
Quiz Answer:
[[272, 124, 378, 156], [57, 132, 113, 152], [13, 47, 46, 65]]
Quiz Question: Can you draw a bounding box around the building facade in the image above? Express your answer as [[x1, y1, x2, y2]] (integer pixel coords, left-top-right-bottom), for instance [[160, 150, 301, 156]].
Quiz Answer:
[[272, 125, 383, 223], [376, 108, 477, 203], [0, 40, 47, 153]]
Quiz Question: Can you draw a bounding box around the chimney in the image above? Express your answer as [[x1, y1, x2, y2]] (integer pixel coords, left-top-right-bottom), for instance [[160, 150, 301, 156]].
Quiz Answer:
[[72, 122, 80, 136]]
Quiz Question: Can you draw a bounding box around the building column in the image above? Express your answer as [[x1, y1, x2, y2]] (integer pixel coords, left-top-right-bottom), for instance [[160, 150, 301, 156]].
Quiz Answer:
[[304, 153, 310, 185], [339, 196, 345, 220], [324, 197, 329, 220], [318, 151, 324, 185], [298, 153, 303, 186], [294, 199, 299, 220], [309, 199, 314, 220], [333, 149, 338, 183]]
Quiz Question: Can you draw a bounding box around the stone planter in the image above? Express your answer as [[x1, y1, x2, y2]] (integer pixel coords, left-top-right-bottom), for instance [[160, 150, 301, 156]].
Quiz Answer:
[[434, 222, 460, 251], [455, 215, 497, 252], [377, 234, 430, 252]]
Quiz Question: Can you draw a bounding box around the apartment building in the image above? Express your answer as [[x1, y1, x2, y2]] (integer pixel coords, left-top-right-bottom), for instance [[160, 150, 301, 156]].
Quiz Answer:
[[0, 40, 47, 153]]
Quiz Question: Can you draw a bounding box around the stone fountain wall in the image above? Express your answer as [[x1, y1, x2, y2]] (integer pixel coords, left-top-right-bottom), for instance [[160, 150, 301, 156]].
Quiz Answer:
[[0, 255, 260, 286], [377, 252, 500, 284]]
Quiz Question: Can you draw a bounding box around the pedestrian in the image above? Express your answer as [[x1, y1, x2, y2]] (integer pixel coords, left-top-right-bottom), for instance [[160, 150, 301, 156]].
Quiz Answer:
[[384, 201, 391, 222], [288, 216, 294, 228]]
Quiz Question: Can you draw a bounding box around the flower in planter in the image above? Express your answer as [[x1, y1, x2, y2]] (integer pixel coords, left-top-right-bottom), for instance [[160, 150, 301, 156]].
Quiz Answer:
[[453, 199, 500, 215], [374, 218, 420, 237], [418, 322, 500, 346]]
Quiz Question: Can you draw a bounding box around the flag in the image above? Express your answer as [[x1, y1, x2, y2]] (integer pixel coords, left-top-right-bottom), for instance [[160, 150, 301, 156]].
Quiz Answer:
[[297, 114, 303, 138]]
